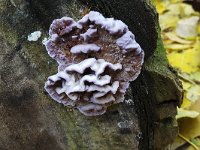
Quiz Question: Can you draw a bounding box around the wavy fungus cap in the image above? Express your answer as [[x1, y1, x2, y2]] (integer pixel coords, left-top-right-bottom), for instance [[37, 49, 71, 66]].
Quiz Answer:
[[44, 11, 144, 116]]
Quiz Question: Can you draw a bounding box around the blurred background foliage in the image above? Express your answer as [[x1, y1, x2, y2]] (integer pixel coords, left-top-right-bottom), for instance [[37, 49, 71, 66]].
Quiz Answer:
[[153, 0, 200, 149]]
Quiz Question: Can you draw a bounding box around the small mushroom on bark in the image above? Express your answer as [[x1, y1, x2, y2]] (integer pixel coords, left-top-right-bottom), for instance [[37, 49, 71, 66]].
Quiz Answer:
[[44, 11, 144, 116]]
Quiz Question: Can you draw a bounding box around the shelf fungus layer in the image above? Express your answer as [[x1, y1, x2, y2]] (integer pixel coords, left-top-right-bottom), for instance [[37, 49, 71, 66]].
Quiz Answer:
[[44, 11, 144, 116]]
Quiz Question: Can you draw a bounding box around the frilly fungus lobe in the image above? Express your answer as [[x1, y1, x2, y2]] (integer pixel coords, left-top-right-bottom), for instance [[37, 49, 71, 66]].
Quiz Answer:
[[44, 11, 144, 116]]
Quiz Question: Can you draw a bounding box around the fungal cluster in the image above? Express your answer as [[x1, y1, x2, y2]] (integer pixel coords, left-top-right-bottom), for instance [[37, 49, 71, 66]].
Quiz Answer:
[[44, 11, 144, 116]]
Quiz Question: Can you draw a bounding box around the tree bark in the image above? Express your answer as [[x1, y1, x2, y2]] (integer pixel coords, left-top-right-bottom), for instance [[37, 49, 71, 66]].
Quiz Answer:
[[0, 0, 182, 150]]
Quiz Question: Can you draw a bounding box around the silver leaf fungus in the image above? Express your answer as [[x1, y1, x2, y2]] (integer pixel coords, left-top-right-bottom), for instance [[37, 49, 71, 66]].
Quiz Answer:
[[44, 11, 144, 116]]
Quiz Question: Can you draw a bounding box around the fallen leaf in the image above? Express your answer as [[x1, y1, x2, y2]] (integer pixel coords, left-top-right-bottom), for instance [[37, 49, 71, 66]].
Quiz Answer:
[[176, 16, 199, 38], [180, 73, 198, 84], [156, 2, 167, 14], [181, 80, 193, 90], [165, 32, 193, 44], [180, 72, 200, 84], [154, 0, 200, 149], [186, 85, 200, 102], [180, 3, 198, 16], [165, 43, 192, 50], [178, 99, 200, 144], [176, 107, 199, 119], [167, 4, 181, 15], [167, 49, 200, 73], [159, 13, 179, 30], [181, 93, 192, 108], [193, 37, 200, 51], [171, 0, 182, 3], [198, 24, 200, 34], [190, 72, 200, 82]]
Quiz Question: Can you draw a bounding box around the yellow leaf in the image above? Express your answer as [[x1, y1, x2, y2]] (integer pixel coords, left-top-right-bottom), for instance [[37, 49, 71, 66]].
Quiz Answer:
[[181, 93, 192, 108], [178, 99, 200, 141], [179, 80, 194, 108], [167, 49, 200, 73], [190, 72, 200, 82], [176, 107, 199, 119], [176, 16, 200, 39], [165, 32, 193, 44], [180, 4, 198, 17], [165, 43, 192, 50], [171, 0, 182, 3], [186, 85, 200, 102], [163, 39, 173, 45], [198, 24, 200, 34], [194, 37, 200, 50], [159, 0, 200, 149], [167, 4, 181, 15], [156, 2, 167, 14], [159, 13, 179, 30], [181, 80, 193, 90], [180, 73, 198, 85]]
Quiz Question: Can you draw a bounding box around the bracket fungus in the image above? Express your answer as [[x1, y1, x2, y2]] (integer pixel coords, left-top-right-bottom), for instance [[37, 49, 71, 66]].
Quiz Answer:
[[44, 11, 144, 116]]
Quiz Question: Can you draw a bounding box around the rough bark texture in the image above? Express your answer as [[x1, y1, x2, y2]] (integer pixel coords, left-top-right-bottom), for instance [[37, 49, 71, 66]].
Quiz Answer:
[[0, 0, 182, 150]]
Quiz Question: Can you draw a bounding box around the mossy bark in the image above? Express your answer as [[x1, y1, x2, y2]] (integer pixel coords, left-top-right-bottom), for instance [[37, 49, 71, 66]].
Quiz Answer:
[[0, 0, 182, 150]]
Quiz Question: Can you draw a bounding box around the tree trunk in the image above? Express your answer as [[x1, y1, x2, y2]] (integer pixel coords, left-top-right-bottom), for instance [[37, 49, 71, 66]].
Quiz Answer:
[[0, 0, 182, 150]]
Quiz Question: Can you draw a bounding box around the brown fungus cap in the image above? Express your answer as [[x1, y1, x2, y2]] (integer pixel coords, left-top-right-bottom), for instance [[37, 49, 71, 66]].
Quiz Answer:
[[44, 11, 144, 116]]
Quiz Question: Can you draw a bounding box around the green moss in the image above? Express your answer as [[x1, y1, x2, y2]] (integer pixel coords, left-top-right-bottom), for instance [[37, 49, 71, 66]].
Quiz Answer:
[[62, 1, 84, 20], [143, 24, 182, 104], [21, 41, 56, 70], [0, 22, 18, 46], [144, 29, 169, 74]]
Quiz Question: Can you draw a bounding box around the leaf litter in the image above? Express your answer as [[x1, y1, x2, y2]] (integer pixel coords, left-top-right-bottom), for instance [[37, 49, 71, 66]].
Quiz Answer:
[[153, 0, 200, 149]]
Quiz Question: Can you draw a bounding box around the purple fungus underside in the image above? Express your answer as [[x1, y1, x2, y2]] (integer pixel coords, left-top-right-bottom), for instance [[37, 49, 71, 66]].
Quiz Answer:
[[44, 11, 144, 116]]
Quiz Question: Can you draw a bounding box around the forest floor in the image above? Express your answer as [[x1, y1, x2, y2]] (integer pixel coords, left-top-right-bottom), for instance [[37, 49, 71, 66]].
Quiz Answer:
[[154, 0, 200, 149]]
